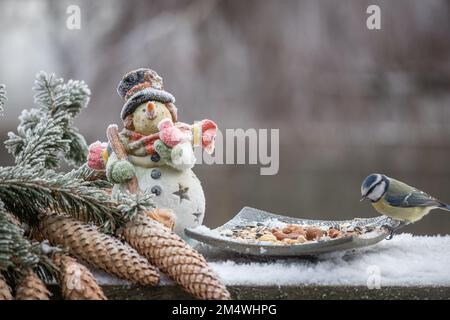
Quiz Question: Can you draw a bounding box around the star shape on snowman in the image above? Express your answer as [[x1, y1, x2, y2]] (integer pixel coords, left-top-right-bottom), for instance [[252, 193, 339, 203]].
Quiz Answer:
[[192, 211, 202, 223], [173, 183, 190, 203]]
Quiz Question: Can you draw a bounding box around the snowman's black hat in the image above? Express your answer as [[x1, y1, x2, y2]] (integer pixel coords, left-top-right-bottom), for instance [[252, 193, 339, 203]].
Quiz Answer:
[[117, 68, 176, 120]]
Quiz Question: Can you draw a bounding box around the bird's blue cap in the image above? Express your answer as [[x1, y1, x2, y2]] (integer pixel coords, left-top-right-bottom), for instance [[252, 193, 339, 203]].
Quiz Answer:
[[361, 173, 387, 198]]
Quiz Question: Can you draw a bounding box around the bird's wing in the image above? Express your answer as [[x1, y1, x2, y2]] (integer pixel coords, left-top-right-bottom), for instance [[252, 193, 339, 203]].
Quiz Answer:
[[385, 179, 442, 208]]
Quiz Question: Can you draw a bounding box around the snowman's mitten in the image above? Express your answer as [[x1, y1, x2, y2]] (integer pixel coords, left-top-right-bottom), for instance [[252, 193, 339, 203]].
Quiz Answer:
[[158, 118, 191, 148], [170, 142, 196, 171], [107, 160, 136, 183], [154, 139, 172, 162], [87, 141, 108, 170]]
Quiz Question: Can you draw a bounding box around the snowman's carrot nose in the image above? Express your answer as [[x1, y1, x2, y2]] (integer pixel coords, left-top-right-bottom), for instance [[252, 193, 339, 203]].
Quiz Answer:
[[146, 102, 157, 120]]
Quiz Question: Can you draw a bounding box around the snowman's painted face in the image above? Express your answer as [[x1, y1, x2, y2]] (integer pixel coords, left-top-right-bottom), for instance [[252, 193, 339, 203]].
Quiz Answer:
[[132, 101, 172, 135]]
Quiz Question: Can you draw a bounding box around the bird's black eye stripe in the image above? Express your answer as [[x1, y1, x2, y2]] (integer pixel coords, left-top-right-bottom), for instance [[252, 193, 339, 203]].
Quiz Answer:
[[366, 185, 376, 196], [365, 177, 389, 197], [366, 181, 380, 196]]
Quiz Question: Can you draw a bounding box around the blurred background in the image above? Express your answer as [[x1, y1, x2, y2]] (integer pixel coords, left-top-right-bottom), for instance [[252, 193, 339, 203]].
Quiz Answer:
[[1, 0, 450, 235]]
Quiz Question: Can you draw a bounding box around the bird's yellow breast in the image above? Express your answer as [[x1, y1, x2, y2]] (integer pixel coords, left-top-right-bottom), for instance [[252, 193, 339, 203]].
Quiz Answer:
[[371, 195, 432, 223]]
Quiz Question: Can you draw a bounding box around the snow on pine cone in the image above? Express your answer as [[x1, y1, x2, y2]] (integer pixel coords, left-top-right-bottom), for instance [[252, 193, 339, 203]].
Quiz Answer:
[[53, 254, 107, 300], [123, 214, 230, 300], [0, 274, 13, 300], [39, 214, 160, 286], [15, 270, 51, 300]]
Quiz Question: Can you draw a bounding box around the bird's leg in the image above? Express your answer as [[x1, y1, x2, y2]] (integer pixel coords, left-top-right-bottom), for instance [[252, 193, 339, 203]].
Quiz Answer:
[[382, 221, 407, 240], [381, 224, 395, 240]]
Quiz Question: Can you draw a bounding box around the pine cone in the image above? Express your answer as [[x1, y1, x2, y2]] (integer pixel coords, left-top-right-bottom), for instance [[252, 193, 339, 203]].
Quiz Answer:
[[53, 254, 106, 300], [123, 214, 230, 300], [16, 270, 51, 300], [0, 274, 13, 300], [39, 214, 160, 286]]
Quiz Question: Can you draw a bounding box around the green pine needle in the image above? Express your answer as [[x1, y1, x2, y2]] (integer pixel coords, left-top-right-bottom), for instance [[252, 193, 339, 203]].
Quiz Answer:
[[5, 72, 90, 169], [0, 200, 39, 272], [0, 84, 6, 115], [0, 166, 123, 230]]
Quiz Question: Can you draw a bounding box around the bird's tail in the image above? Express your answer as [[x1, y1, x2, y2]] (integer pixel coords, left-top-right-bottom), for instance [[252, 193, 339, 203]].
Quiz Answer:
[[438, 202, 450, 212]]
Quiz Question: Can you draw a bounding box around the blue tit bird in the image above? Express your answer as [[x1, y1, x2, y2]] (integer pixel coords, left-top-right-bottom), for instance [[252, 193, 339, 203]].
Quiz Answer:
[[360, 173, 450, 239]]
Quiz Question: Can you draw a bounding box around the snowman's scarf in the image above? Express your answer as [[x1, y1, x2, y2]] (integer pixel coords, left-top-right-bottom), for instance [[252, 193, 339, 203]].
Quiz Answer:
[[87, 121, 216, 171], [119, 119, 217, 157], [121, 129, 160, 156], [87, 130, 162, 170]]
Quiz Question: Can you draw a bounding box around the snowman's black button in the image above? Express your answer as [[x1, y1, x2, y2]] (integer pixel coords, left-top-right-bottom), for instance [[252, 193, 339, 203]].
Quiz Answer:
[[151, 153, 160, 162], [151, 169, 161, 179], [151, 185, 162, 196]]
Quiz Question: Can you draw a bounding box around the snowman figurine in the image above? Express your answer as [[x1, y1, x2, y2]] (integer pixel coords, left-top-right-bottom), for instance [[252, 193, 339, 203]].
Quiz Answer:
[[87, 68, 217, 238]]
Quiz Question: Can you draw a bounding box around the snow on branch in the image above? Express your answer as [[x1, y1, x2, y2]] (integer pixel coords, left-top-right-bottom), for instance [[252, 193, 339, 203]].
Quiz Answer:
[[5, 72, 91, 169], [0, 84, 6, 115]]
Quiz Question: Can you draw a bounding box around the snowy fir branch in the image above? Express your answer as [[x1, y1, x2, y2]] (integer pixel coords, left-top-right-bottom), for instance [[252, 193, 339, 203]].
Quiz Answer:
[[0, 200, 59, 284], [5, 72, 91, 169], [0, 83, 61, 285], [0, 84, 6, 114], [116, 192, 155, 224], [0, 199, 39, 273], [64, 163, 109, 187], [0, 165, 124, 231], [33, 72, 90, 118], [0, 164, 154, 233], [5, 112, 72, 169]]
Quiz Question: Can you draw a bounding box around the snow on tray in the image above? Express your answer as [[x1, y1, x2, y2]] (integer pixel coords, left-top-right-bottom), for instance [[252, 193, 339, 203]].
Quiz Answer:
[[191, 225, 222, 237]]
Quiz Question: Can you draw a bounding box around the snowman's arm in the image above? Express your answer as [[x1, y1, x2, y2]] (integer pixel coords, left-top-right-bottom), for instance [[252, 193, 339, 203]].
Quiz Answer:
[[168, 142, 196, 171], [105, 152, 119, 181], [154, 140, 195, 171], [106, 152, 136, 183], [154, 139, 172, 162]]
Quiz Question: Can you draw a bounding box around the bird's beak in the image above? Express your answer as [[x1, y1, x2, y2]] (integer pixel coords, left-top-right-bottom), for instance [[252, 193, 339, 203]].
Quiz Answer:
[[146, 102, 157, 120], [360, 196, 366, 202]]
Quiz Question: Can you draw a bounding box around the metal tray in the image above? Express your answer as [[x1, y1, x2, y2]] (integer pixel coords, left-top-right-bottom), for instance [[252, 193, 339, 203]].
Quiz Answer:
[[185, 207, 398, 256]]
